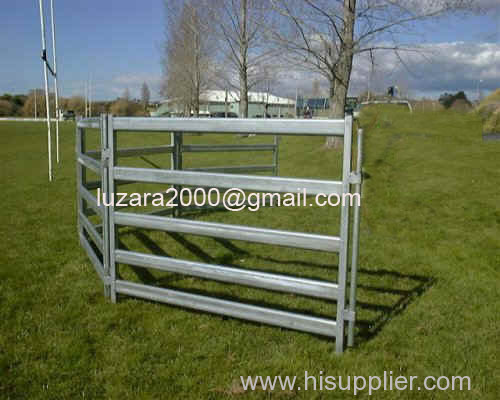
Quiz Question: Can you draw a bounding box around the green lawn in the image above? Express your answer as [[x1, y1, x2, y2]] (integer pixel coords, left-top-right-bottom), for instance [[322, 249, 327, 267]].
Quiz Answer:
[[0, 108, 498, 399]]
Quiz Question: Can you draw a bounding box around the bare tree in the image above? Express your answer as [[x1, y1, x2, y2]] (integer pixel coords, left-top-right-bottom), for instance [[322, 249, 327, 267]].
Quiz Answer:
[[141, 82, 151, 111], [123, 88, 130, 102], [271, 0, 477, 147], [162, 0, 213, 117], [312, 79, 321, 97], [206, 0, 276, 117]]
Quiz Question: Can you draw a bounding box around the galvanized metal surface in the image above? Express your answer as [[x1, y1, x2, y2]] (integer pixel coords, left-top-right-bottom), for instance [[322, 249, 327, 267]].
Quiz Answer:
[[116, 250, 339, 300], [79, 233, 107, 284], [184, 165, 275, 173], [79, 211, 103, 252], [114, 167, 343, 196], [348, 128, 363, 347], [79, 185, 103, 217], [115, 280, 338, 337], [335, 114, 353, 353], [182, 144, 276, 152], [114, 212, 342, 252], [109, 117, 345, 136], [77, 153, 101, 175], [76, 114, 362, 354], [87, 145, 174, 159]]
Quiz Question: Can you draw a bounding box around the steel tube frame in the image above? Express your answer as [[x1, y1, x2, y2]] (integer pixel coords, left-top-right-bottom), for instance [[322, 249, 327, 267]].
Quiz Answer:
[[76, 115, 362, 354], [348, 128, 363, 346]]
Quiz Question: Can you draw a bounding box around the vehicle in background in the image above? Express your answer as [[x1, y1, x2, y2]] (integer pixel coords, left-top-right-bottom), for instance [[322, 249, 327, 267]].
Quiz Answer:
[[62, 110, 75, 120]]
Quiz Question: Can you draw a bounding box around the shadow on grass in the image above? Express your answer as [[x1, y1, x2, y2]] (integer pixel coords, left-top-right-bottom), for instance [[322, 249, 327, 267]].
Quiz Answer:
[[117, 228, 435, 347]]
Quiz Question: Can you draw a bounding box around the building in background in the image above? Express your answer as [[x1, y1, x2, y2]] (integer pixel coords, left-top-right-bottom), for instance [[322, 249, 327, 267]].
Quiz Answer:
[[151, 90, 295, 118]]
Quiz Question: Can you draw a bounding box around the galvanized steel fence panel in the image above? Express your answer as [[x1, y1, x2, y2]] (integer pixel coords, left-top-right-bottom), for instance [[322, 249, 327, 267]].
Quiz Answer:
[[76, 114, 363, 354]]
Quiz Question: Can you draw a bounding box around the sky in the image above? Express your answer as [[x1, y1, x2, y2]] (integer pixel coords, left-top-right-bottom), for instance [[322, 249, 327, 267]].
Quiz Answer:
[[0, 0, 498, 101]]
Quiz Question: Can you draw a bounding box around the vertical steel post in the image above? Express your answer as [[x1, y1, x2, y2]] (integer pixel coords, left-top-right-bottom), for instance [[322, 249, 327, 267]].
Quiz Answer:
[[106, 114, 117, 302], [336, 114, 353, 353], [272, 135, 279, 176], [347, 128, 363, 347], [76, 125, 85, 236], [38, 0, 52, 181], [172, 132, 183, 217], [49, 0, 59, 163], [100, 115, 111, 298]]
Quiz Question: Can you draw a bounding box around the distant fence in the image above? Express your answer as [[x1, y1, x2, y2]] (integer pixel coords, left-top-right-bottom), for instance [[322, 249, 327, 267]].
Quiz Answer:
[[0, 117, 64, 122], [76, 115, 363, 354]]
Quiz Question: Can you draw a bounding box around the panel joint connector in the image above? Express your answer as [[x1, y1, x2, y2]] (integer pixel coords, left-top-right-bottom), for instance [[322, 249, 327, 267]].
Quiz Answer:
[[343, 309, 356, 321], [348, 172, 362, 185], [101, 149, 111, 161]]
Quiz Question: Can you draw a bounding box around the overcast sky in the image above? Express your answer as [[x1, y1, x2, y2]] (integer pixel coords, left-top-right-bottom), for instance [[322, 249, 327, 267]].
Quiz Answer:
[[1, 0, 498, 101]]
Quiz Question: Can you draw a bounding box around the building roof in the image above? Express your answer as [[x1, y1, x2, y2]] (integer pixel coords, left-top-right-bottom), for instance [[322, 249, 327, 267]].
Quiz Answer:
[[162, 90, 294, 105]]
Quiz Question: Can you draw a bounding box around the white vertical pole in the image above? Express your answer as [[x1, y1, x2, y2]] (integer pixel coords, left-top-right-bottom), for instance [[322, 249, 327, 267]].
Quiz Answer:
[[39, 0, 52, 181], [50, 0, 59, 164], [85, 81, 88, 118], [34, 89, 37, 119], [89, 80, 91, 117], [50, 0, 60, 163]]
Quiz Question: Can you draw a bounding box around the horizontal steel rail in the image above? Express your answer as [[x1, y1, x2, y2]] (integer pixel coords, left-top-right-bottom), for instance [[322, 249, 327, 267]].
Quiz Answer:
[[114, 167, 343, 196], [80, 185, 103, 217], [116, 250, 339, 300], [79, 233, 107, 284], [85, 179, 136, 190], [184, 165, 274, 173], [79, 211, 104, 252], [77, 153, 101, 175], [182, 144, 276, 152], [86, 145, 174, 159], [114, 212, 342, 252], [115, 280, 337, 337], [111, 117, 345, 136], [77, 118, 100, 129]]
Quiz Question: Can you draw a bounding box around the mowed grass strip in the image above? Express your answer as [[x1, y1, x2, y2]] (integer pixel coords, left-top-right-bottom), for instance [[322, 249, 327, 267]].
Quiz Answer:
[[0, 109, 498, 399]]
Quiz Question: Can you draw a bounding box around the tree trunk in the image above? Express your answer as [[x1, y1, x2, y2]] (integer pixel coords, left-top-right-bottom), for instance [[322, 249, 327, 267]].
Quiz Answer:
[[325, 0, 356, 149], [240, 71, 248, 118], [225, 89, 228, 117], [239, 0, 249, 118]]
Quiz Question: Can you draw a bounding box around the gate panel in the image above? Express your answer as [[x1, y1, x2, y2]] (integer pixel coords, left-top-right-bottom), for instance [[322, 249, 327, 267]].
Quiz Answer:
[[77, 115, 362, 354]]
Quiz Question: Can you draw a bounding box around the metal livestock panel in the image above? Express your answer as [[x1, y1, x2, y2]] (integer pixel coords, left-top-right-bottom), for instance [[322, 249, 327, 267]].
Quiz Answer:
[[76, 122, 108, 292], [76, 114, 363, 354]]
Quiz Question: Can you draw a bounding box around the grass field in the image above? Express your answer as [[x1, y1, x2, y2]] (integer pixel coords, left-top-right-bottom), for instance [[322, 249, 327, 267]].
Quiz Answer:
[[1, 107, 499, 399]]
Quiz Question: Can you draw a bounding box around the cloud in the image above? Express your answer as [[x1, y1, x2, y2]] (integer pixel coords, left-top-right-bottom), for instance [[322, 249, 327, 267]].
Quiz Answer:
[[275, 41, 500, 99]]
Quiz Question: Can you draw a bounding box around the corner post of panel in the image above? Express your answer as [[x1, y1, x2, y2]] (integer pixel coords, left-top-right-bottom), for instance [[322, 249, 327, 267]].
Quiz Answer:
[[106, 114, 117, 303], [100, 114, 111, 298], [76, 123, 85, 238], [347, 128, 363, 347], [335, 114, 353, 354]]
